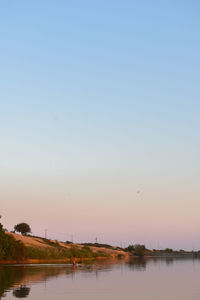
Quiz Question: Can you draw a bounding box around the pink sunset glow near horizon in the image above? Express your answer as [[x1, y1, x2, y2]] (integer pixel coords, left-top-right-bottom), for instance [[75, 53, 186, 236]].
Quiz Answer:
[[1, 161, 199, 251]]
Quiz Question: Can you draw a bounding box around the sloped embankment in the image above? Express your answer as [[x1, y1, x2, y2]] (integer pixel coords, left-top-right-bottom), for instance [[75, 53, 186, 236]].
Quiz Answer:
[[5, 233, 127, 262]]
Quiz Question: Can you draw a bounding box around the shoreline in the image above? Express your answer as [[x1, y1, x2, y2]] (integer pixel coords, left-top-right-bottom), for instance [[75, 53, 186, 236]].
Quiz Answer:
[[0, 256, 121, 265], [1, 254, 199, 265]]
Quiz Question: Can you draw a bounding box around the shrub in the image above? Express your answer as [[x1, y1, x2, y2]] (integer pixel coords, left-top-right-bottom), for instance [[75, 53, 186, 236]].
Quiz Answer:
[[125, 244, 146, 257], [0, 221, 27, 261]]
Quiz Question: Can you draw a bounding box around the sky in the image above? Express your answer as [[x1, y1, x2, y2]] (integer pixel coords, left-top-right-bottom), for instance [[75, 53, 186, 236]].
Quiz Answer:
[[0, 1, 200, 250]]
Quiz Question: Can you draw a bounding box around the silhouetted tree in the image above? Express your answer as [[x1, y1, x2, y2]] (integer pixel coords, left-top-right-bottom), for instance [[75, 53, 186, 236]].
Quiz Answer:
[[125, 244, 146, 257], [14, 223, 31, 236], [165, 248, 173, 253]]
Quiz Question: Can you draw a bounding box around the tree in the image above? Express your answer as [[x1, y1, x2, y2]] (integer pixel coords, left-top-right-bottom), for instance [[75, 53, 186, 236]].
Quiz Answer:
[[14, 223, 31, 236], [125, 244, 146, 257], [133, 244, 146, 257], [165, 248, 173, 253]]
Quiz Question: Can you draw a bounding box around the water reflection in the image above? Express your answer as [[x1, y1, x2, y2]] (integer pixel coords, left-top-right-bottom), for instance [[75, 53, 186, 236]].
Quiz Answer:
[[165, 257, 174, 265], [128, 257, 146, 271], [13, 286, 30, 298], [1, 258, 200, 299], [0, 265, 66, 298], [0, 266, 26, 298], [0, 261, 117, 298]]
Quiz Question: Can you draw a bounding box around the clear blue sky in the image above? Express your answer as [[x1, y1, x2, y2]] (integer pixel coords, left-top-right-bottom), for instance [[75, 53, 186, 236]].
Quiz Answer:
[[1, 1, 200, 249]]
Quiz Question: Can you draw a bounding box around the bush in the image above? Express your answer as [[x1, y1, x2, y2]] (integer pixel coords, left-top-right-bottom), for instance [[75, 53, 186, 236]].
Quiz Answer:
[[125, 244, 146, 257], [0, 221, 27, 261], [165, 248, 173, 253]]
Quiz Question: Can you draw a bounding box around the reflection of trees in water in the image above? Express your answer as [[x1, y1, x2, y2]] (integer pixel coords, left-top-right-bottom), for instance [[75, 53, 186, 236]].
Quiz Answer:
[[0, 267, 26, 298], [0, 261, 115, 298], [128, 258, 147, 271], [0, 266, 66, 298], [13, 286, 30, 298], [165, 258, 174, 265], [128, 257, 200, 271]]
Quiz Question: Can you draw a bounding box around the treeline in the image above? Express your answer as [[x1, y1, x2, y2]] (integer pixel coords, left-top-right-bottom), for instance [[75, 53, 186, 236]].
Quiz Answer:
[[125, 244, 199, 258], [125, 244, 146, 257], [0, 219, 27, 261]]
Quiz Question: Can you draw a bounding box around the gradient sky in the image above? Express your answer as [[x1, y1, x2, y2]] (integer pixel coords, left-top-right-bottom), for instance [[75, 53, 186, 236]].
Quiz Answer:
[[1, 1, 200, 250]]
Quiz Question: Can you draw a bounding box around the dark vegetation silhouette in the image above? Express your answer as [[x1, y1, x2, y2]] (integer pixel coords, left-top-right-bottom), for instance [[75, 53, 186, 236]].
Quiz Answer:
[[0, 217, 27, 261], [125, 244, 146, 257], [14, 223, 31, 236]]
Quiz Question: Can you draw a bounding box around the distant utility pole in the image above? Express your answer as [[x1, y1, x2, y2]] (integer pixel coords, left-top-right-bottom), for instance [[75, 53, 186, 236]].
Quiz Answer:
[[157, 241, 160, 250], [95, 237, 98, 243], [120, 241, 123, 248], [71, 235, 74, 243], [45, 229, 47, 239]]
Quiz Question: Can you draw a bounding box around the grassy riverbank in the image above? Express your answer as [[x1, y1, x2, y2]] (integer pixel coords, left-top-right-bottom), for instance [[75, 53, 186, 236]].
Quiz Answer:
[[0, 232, 127, 263], [1, 223, 198, 264]]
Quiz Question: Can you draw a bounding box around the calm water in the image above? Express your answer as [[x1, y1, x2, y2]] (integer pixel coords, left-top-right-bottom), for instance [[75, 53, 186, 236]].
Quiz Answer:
[[1, 258, 200, 299]]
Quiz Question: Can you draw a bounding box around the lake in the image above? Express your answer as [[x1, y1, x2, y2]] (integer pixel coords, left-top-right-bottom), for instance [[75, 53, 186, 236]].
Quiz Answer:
[[1, 258, 200, 299]]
